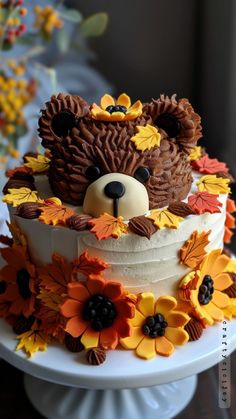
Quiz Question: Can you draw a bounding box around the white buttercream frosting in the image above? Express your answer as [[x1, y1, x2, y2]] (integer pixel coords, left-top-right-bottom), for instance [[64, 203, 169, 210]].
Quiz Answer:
[[9, 172, 227, 298]]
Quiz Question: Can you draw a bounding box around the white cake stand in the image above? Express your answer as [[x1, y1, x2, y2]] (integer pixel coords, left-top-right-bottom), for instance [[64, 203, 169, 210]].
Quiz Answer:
[[0, 318, 235, 419]]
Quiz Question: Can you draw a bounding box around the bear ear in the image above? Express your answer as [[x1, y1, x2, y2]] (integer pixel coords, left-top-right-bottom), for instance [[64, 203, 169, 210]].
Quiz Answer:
[[143, 94, 202, 154], [38, 93, 90, 151]]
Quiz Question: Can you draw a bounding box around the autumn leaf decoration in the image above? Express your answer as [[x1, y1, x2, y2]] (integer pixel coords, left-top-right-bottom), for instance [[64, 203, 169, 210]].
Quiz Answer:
[[39, 204, 75, 226], [24, 154, 51, 174], [192, 155, 229, 174], [188, 192, 222, 215], [148, 209, 183, 229], [197, 175, 231, 194], [130, 124, 162, 151], [179, 230, 211, 269], [38, 253, 75, 295], [74, 251, 110, 276], [3, 187, 41, 207], [16, 321, 49, 358], [88, 213, 128, 240], [37, 289, 65, 342]]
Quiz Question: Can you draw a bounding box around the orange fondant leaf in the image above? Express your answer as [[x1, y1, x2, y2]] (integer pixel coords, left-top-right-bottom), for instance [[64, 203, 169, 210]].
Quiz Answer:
[[6, 165, 32, 178], [197, 175, 231, 194], [225, 212, 236, 229], [148, 209, 183, 229], [130, 124, 161, 151], [37, 290, 64, 341], [88, 213, 128, 240], [3, 187, 40, 207], [226, 198, 236, 213], [188, 192, 222, 214], [192, 155, 229, 174], [38, 253, 75, 294], [6, 220, 27, 247], [16, 321, 49, 358], [74, 251, 110, 276], [39, 204, 75, 226], [179, 230, 211, 269], [224, 227, 234, 244]]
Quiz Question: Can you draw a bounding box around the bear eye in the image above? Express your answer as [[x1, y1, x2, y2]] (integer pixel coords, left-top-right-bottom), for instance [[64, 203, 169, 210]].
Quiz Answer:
[[134, 167, 150, 183], [85, 165, 101, 181]]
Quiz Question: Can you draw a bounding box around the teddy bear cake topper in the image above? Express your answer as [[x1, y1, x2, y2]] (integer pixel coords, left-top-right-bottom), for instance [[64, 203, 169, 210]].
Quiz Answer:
[[38, 93, 202, 220]]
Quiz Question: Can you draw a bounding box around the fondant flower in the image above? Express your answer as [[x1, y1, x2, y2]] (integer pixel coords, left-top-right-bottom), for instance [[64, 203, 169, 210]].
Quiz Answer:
[[0, 245, 37, 318], [120, 293, 189, 360], [179, 250, 233, 326], [60, 276, 136, 349], [90, 93, 142, 122]]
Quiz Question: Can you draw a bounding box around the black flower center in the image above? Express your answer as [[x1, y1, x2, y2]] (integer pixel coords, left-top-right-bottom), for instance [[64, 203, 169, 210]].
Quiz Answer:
[[156, 113, 181, 138], [16, 269, 32, 300], [198, 275, 214, 305], [83, 294, 117, 331], [106, 105, 127, 114], [0, 281, 7, 294], [142, 313, 168, 338]]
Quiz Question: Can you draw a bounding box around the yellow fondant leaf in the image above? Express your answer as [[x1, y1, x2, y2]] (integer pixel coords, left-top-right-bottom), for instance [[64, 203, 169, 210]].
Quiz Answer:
[[226, 259, 236, 273], [188, 146, 202, 161], [131, 124, 161, 151], [3, 187, 41, 207], [148, 209, 183, 229], [222, 299, 236, 320], [197, 175, 231, 194], [24, 154, 50, 173], [16, 322, 49, 358]]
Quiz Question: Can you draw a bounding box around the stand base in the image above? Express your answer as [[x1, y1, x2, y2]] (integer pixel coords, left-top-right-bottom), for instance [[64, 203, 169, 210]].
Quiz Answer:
[[24, 374, 197, 419]]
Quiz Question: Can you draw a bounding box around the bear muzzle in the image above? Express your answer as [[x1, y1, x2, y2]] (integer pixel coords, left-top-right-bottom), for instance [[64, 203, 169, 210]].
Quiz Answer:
[[83, 173, 149, 220]]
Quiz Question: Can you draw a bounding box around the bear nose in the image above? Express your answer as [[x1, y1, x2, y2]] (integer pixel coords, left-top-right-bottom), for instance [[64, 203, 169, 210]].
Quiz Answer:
[[104, 181, 126, 199]]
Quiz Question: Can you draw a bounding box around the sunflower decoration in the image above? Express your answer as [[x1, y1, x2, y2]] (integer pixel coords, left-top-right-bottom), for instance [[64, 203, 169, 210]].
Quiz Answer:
[[179, 250, 233, 326], [120, 293, 189, 360], [0, 245, 37, 319], [60, 275, 136, 349], [90, 93, 143, 122]]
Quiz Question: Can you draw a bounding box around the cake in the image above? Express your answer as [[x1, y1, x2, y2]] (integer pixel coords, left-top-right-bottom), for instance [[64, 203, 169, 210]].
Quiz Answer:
[[0, 92, 235, 363]]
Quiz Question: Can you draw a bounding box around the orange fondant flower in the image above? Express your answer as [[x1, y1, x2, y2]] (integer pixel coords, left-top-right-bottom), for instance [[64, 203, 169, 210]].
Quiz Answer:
[[60, 276, 135, 349], [0, 245, 37, 318], [120, 293, 189, 360], [179, 250, 233, 326], [90, 93, 142, 122]]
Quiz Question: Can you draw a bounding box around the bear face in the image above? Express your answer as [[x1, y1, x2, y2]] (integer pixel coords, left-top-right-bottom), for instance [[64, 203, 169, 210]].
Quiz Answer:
[[38, 93, 202, 220]]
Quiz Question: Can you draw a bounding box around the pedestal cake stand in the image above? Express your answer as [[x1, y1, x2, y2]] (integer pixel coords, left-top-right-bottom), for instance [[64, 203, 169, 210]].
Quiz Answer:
[[0, 318, 235, 419]]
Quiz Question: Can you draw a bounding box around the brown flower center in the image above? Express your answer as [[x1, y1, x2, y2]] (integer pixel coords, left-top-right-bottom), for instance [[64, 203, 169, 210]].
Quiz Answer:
[[16, 269, 32, 300], [106, 105, 127, 114], [83, 294, 117, 331], [0, 280, 7, 294], [198, 275, 214, 305], [142, 313, 168, 338]]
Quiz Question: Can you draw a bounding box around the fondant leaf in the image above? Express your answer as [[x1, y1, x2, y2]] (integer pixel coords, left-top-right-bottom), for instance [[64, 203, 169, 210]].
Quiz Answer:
[[179, 230, 211, 269], [39, 204, 75, 226], [38, 289, 63, 312], [74, 251, 110, 276], [37, 290, 64, 341], [16, 321, 49, 358], [24, 154, 51, 174], [3, 187, 40, 207], [88, 213, 128, 240], [6, 220, 27, 247], [188, 192, 222, 214], [188, 146, 202, 161], [6, 165, 32, 178], [38, 253, 74, 294], [222, 299, 236, 320], [197, 175, 231, 194], [148, 209, 183, 229], [192, 155, 229, 174], [130, 124, 161, 151]]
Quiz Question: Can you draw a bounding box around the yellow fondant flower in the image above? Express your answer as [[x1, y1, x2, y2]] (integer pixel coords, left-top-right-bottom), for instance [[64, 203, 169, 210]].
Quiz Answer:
[[222, 299, 236, 320], [120, 293, 189, 360], [90, 93, 142, 122], [179, 250, 233, 326]]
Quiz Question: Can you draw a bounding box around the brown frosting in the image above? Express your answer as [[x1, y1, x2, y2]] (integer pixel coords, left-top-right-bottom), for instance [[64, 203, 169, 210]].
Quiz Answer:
[[168, 201, 195, 217], [45, 117, 193, 209], [216, 171, 235, 184], [38, 93, 90, 150], [16, 202, 42, 219], [143, 94, 202, 153], [224, 273, 236, 298], [64, 333, 84, 352], [129, 215, 157, 239], [184, 318, 203, 341], [3, 177, 36, 195], [86, 347, 106, 365], [66, 214, 92, 231], [23, 152, 39, 162]]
